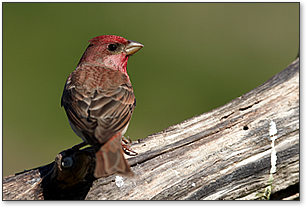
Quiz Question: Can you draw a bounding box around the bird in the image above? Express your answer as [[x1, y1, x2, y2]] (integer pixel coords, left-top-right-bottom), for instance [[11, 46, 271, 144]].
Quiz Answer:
[[61, 35, 143, 178]]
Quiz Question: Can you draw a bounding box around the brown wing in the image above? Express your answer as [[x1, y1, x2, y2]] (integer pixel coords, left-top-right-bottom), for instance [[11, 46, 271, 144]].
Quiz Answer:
[[61, 65, 136, 149]]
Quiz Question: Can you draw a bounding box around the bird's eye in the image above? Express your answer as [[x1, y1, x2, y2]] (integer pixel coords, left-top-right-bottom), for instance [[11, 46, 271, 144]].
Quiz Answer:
[[108, 44, 117, 51]]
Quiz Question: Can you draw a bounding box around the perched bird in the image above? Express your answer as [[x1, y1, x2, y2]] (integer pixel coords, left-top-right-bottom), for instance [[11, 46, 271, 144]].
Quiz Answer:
[[61, 35, 143, 178]]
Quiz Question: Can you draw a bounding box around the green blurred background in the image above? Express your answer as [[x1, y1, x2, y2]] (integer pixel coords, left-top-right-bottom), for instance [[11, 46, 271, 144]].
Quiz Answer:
[[3, 3, 299, 177]]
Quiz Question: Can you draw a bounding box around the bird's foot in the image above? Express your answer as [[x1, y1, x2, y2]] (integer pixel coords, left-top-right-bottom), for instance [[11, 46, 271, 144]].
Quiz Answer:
[[121, 136, 138, 156]]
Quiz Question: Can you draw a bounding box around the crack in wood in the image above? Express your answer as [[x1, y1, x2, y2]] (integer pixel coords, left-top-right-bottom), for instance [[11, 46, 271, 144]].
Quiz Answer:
[[239, 100, 261, 111], [221, 111, 235, 120]]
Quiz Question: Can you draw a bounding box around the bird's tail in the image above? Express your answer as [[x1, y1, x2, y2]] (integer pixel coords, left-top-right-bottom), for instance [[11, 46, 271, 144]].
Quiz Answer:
[[94, 132, 133, 178]]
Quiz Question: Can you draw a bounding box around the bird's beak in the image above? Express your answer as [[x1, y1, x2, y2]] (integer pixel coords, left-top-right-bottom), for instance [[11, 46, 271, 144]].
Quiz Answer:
[[124, 40, 144, 56]]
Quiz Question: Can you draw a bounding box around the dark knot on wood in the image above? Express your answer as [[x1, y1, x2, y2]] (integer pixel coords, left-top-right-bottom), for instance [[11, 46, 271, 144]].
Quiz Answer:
[[42, 147, 96, 200]]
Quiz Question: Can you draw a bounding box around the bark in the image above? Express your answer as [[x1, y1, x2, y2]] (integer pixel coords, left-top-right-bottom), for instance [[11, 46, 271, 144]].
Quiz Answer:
[[3, 58, 299, 200]]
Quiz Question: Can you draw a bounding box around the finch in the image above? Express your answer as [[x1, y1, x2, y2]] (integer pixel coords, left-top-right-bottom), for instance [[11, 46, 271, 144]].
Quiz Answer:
[[61, 35, 143, 178]]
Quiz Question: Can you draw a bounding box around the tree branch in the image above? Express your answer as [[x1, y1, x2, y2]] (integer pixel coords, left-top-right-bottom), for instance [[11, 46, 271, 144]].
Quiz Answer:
[[3, 58, 299, 200]]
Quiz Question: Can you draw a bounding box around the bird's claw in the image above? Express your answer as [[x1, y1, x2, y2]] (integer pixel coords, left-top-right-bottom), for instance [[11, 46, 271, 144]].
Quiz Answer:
[[122, 136, 138, 156]]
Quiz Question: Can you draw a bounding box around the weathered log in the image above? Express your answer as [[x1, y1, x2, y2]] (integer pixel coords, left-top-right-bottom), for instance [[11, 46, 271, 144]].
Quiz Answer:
[[3, 58, 299, 200]]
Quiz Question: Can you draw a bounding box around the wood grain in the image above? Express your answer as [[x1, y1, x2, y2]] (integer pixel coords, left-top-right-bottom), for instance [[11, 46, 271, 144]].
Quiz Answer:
[[3, 58, 299, 200]]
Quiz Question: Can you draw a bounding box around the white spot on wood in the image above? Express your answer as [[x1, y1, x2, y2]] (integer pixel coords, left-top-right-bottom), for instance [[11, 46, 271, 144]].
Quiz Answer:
[[269, 121, 277, 138], [192, 183, 195, 187], [172, 170, 180, 176], [269, 121, 278, 174], [115, 176, 124, 187]]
